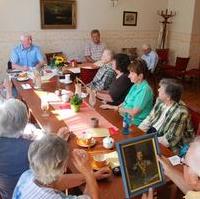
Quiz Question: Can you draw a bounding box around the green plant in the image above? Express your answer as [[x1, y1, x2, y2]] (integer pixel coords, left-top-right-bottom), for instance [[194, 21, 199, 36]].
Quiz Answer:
[[70, 94, 82, 106]]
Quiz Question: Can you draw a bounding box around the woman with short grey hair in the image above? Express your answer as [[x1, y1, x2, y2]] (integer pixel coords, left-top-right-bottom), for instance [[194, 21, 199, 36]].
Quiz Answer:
[[139, 78, 194, 153], [0, 98, 28, 138], [13, 134, 99, 199], [0, 99, 31, 199]]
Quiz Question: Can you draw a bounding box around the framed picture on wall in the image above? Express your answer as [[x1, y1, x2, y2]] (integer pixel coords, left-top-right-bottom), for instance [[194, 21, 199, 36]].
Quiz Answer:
[[40, 0, 76, 29], [116, 133, 165, 198], [123, 11, 137, 26]]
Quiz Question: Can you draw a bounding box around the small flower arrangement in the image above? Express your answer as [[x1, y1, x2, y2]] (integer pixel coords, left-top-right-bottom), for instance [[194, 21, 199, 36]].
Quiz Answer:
[[70, 94, 82, 112], [50, 55, 67, 68], [70, 94, 82, 106]]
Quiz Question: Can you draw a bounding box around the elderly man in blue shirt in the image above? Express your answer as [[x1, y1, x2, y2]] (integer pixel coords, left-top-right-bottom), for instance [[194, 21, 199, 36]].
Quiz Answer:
[[10, 34, 45, 71], [141, 44, 158, 73]]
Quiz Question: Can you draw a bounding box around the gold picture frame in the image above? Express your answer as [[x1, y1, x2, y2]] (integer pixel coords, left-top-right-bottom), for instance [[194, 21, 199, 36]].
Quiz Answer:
[[116, 133, 164, 198], [40, 0, 76, 29]]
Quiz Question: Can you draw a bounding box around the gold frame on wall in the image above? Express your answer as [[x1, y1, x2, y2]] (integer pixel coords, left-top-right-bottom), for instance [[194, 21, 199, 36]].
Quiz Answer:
[[40, 0, 76, 29]]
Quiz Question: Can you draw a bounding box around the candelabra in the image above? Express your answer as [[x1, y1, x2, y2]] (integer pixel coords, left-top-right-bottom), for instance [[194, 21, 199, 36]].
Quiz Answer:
[[157, 9, 176, 49]]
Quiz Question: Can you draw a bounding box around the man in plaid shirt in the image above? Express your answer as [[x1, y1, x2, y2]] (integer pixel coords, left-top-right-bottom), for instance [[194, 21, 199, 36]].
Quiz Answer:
[[85, 29, 106, 63], [139, 79, 194, 153], [88, 49, 115, 91]]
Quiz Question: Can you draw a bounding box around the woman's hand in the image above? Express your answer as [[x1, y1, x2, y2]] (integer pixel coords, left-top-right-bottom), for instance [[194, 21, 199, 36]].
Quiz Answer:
[[72, 149, 91, 175], [100, 104, 115, 110], [94, 167, 112, 180], [141, 188, 153, 199], [157, 155, 173, 176]]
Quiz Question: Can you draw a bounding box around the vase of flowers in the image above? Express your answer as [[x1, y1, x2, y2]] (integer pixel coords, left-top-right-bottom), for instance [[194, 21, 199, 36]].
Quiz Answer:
[[50, 55, 67, 69], [70, 94, 82, 112]]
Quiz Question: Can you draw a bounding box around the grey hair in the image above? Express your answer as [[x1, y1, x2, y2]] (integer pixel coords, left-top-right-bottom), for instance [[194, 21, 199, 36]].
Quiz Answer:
[[159, 78, 183, 102], [20, 33, 32, 41], [0, 99, 28, 138], [103, 49, 114, 60], [28, 134, 69, 185]]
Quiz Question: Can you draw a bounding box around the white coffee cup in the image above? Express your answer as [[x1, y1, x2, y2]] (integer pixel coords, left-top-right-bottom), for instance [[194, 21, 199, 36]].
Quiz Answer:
[[61, 94, 69, 103], [65, 74, 70, 82]]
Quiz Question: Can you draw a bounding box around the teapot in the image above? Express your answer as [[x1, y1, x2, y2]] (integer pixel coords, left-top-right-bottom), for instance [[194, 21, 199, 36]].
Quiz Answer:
[[103, 136, 114, 149]]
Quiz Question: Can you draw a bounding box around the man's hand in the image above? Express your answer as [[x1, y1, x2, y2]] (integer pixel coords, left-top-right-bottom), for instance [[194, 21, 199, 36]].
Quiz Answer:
[[23, 66, 29, 71], [94, 167, 112, 180], [57, 126, 71, 141], [141, 188, 153, 199]]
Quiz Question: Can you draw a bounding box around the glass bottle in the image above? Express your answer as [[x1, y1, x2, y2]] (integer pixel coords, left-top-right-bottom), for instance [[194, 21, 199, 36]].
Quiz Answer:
[[122, 112, 132, 135]]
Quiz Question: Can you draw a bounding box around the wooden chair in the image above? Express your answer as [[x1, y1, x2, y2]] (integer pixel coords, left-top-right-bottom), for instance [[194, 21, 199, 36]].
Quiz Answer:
[[80, 67, 99, 84], [45, 52, 64, 65], [162, 57, 190, 79], [185, 62, 200, 81], [121, 48, 138, 61], [187, 104, 200, 135], [156, 48, 169, 65]]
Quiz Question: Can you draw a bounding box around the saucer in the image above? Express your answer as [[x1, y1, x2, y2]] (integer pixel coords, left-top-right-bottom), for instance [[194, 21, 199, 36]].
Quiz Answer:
[[76, 138, 96, 148], [59, 79, 72, 84]]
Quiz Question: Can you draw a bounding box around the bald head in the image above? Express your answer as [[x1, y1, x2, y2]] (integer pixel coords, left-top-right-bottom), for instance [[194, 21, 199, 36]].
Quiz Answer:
[[142, 44, 151, 55]]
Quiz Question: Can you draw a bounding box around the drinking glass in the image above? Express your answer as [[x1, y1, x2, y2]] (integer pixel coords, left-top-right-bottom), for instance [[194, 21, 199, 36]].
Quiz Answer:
[[89, 90, 96, 108], [41, 97, 49, 117]]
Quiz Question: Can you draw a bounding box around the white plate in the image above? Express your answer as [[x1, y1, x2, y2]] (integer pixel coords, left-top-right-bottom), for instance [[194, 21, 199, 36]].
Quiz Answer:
[[59, 79, 72, 84]]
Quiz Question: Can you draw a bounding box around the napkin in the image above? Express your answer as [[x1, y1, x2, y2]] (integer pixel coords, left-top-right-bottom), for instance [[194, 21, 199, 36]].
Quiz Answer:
[[104, 151, 120, 169], [21, 84, 32, 90], [87, 128, 110, 137]]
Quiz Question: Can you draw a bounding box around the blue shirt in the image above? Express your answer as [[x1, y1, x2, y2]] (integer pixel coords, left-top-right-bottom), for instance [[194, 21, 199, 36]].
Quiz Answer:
[[13, 170, 90, 199], [0, 137, 31, 199], [10, 44, 44, 68], [141, 50, 158, 73]]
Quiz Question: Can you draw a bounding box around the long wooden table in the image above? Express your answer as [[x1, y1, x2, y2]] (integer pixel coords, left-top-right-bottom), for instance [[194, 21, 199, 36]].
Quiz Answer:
[[12, 76, 175, 199]]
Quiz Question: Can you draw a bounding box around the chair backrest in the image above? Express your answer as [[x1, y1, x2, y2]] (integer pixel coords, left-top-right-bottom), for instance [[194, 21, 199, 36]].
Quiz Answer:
[[80, 67, 99, 84], [175, 57, 190, 71], [187, 105, 200, 135], [45, 52, 63, 65], [156, 48, 169, 64], [121, 48, 138, 61]]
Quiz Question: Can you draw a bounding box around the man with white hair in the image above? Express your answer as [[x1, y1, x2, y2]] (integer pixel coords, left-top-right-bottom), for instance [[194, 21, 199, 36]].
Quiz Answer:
[[142, 137, 200, 199], [10, 34, 45, 71], [88, 49, 115, 91], [141, 44, 158, 73]]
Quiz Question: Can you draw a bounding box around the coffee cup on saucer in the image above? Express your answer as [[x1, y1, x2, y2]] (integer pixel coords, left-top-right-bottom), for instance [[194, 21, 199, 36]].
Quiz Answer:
[[65, 74, 70, 82], [78, 133, 92, 145], [93, 154, 107, 168]]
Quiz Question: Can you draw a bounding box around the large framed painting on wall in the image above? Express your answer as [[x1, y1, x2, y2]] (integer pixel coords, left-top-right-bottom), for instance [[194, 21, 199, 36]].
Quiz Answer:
[[40, 0, 76, 29]]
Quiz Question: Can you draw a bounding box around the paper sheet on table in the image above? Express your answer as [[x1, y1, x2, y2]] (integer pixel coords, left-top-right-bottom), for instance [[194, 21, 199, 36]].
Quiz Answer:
[[87, 128, 110, 137], [41, 74, 55, 81], [68, 67, 80, 74], [104, 151, 119, 169], [47, 93, 61, 102]]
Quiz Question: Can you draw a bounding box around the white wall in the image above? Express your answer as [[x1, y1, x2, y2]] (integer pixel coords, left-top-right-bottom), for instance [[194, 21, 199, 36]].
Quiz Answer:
[[167, 0, 196, 67], [0, 0, 167, 77]]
